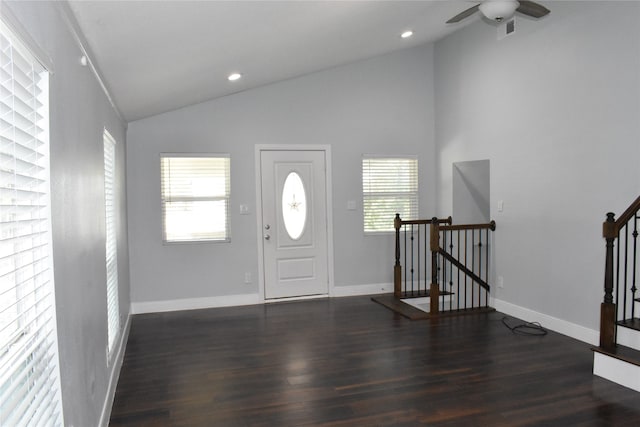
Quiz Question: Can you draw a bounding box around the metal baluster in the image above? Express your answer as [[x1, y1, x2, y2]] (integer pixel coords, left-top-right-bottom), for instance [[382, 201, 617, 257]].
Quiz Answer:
[[417, 224, 420, 297], [442, 229, 447, 312], [478, 230, 483, 308], [424, 224, 428, 296], [485, 228, 489, 308], [394, 214, 401, 298], [464, 230, 468, 310], [623, 225, 629, 322], [631, 216, 638, 319], [449, 229, 454, 311], [472, 229, 476, 309], [411, 224, 415, 296], [436, 237, 440, 299], [615, 224, 621, 324], [457, 230, 461, 311], [404, 225, 407, 297]]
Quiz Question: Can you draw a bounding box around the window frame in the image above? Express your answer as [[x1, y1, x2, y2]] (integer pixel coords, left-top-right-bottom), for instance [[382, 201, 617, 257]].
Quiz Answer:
[[104, 129, 119, 357], [362, 155, 419, 234], [0, 15, 63, 426], [160, 153, 231, 244]]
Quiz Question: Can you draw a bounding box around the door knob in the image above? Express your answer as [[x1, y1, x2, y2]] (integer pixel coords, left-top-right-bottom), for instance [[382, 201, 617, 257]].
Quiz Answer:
[[264, 224, 271, 230], [264, 234, 271, 240]]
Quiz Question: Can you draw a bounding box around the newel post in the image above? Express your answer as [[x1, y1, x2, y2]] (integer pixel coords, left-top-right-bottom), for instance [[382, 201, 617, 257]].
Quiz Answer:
[[600, 212, 617, 350], [394, 214, 402, 298], [430, 217, 440, 315]]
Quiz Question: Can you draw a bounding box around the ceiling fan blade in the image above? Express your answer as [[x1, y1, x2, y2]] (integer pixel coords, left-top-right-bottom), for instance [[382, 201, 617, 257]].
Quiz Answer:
[[516, 1, 550, 19], [446, 4, 480, 24]]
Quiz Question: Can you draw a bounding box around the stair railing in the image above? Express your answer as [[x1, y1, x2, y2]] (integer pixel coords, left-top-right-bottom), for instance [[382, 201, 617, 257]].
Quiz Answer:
[[394, 214, 496, 315], [393, 215, 451, 299], [601, 195, 640, 350], [432, 219, 496, 315]]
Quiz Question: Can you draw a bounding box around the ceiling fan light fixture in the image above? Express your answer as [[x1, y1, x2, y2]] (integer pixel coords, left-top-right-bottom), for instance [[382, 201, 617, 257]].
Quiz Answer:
[[479, 0, 520, 22]]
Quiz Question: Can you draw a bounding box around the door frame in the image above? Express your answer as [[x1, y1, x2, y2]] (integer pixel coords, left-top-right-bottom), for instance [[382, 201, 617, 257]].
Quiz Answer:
[[254, 144, 335, 303]]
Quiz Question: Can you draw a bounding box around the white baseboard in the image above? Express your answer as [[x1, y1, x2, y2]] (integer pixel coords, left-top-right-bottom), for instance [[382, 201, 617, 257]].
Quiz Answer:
[[593, 352, 640, 392], [131, 285, 393, 315], [331, 282, 393, 297], [130, 293, 261, 314], [99, 313, 131, 427], [492, 298, 599, 346]]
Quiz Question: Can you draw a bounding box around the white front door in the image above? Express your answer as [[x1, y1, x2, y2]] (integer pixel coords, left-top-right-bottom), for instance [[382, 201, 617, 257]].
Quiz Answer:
[[260, 150, 329, 299]]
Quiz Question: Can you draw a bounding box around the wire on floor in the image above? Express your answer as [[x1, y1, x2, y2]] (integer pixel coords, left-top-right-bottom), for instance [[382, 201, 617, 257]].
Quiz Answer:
[[501, 316, 548, 336]]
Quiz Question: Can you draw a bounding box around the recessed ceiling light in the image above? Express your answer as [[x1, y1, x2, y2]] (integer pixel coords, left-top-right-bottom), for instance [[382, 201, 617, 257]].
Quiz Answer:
[[228, 73, 242, 81], [400, 30, 414, 39]]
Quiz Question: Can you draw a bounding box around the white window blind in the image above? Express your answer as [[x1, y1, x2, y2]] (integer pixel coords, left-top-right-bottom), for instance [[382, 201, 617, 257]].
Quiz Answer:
[[362, 156, 419, 233], [104, 130, 119, 354], [0, 20, 63, 426], [160, 155, 230, 243]]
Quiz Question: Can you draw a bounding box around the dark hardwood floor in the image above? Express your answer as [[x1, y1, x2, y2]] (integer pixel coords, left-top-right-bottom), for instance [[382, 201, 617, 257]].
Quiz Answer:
[[110, 296, 640, 426]]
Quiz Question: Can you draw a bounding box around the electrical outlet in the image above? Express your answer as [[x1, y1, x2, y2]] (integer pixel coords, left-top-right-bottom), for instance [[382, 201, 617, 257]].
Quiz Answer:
[[497, 276, 504, 289]]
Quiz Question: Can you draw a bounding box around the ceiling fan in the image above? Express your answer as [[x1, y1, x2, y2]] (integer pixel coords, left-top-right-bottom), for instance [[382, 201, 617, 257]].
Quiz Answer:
[[447, 0, 550, 24]]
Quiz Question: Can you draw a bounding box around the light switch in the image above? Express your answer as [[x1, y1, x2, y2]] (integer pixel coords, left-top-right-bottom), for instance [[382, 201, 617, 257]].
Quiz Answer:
[[347, 200, 357, 211], [498, 200, 504, 213], [240, 204, 250, 215]]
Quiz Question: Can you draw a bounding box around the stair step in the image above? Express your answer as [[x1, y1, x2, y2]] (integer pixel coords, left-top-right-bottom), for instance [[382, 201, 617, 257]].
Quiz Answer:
[[371, 295, 494, 321], [592, 344, 640, 368], [616, 318, 640, 332], [400, 289, 453, 299], [371, 295, 429, 320]]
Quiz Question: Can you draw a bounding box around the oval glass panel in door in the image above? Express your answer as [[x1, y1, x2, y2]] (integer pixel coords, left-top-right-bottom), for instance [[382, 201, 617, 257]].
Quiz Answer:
[[282, 171, 307, 240]]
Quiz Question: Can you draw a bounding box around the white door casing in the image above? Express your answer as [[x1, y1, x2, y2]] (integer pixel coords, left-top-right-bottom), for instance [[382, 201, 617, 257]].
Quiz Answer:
[[259, 149, 330, 299]]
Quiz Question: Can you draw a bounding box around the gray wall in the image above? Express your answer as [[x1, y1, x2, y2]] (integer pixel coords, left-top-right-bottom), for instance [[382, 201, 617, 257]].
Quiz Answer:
[[434, 1, 640, 329], [126, 45, 437, 305], [452, 160, 490, 224], [6, 2, 130, 426]]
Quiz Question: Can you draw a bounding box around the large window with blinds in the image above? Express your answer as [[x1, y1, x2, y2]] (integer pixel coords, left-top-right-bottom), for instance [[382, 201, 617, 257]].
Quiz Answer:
[[0, 19, 63, 426], [362, 156, 419, 233], [160, 154, 231, 243], [103, 130, 119, 355]]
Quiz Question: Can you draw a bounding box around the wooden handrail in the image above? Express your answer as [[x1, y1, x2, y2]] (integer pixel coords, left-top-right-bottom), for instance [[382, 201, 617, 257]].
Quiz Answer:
[[397, 217, 452, 226], [440, 220, 496, 232], [614, 194, 640, 231]]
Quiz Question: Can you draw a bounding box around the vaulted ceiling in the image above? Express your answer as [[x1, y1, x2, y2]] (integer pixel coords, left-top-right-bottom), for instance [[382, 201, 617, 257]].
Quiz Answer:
[[68, 1, 477, 122]]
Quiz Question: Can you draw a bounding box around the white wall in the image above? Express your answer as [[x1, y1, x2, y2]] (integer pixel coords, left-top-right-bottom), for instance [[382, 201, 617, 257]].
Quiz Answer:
[[127, 45, 437, 306], [434, 1, 640, 330], [5, 2, 130, 426]]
